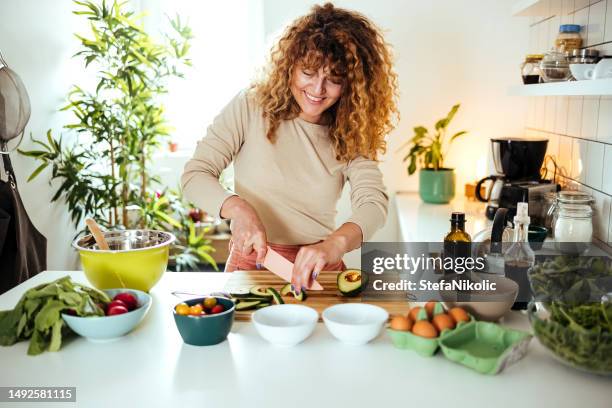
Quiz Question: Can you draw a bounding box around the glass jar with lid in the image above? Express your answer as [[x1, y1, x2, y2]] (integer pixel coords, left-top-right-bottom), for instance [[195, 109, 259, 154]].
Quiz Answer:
[[540, 49, 571, 82], [555, 24, 582, 53], [554, 204, 593, 246], [547, 191, 594, 241], [541, 191, 557, 235], [521, 54, 543, 84]]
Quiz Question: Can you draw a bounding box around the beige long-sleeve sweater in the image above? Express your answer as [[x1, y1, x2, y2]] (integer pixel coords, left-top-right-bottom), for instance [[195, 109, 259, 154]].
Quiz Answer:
[[181, 91, 388, 245]]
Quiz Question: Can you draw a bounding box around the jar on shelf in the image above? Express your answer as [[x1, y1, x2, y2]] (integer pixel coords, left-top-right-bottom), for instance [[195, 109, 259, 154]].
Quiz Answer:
[[555, 24, 582, 53], [547, 191, 594, 242], [520, 54, 543, 84], [540, 49, 571, 82]]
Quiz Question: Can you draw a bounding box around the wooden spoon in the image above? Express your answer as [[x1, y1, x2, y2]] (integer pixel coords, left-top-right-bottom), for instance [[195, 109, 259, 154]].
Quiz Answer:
[[84, 218, 127, 288], [85, 218, 110, 250]]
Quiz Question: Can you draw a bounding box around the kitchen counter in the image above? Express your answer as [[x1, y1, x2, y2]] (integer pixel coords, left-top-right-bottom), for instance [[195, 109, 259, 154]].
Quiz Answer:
[[1, 271, 610, 408], [395, 192, 490, 241]]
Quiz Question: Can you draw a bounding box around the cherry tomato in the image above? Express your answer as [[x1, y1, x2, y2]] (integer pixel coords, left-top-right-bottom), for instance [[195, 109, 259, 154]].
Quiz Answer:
[[175, 303, 190, 315], [203, 297, 217, 309], [210, 305, 225, 314], [189, 304, 203, 315]]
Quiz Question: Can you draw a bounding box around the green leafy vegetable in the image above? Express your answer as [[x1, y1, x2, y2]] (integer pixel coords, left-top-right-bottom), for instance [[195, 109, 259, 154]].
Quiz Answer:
[[0, 276, 110, 355], [528, 256, 612, 373]]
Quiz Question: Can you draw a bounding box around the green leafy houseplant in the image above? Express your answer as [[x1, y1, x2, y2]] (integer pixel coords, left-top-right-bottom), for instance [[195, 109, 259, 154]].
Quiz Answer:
[[398, 104, 468, 203], [19, 0, 216, 271]]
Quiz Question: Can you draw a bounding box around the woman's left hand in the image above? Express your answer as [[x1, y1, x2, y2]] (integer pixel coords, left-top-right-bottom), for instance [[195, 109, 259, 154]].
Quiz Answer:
[[291, 237, 344, 294]]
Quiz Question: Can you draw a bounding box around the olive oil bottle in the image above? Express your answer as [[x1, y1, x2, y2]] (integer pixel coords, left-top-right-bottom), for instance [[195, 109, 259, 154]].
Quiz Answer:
[[443, 212, 472, 274]]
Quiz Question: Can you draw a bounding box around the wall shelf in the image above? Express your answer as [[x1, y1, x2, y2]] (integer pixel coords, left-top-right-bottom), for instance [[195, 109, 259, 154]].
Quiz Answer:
[[508, 78, 612, 96], [512, 0, 558, 17]]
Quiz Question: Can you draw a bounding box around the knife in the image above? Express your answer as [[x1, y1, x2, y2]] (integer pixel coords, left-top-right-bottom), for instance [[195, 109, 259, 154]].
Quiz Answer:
[[262, 247, 324, 290]]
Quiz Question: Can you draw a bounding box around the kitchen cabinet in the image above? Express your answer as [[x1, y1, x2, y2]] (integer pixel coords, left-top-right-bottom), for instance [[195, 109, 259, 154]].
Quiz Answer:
[[1, 270, 611, 407]]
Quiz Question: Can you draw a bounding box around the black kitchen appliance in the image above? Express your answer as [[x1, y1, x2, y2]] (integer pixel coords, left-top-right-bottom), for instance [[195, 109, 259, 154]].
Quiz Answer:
[[475, 138, 558, 224]]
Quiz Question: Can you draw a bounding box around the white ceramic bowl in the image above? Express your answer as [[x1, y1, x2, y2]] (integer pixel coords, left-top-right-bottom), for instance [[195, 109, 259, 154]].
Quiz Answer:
[[570, 63, 597, 80], [322, 303, 389, 345], [252, 304, 318, 346]]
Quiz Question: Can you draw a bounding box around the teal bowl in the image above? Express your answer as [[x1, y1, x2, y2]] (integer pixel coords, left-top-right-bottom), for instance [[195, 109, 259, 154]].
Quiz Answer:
[[173, 297, 235, 346], [61, 289, 152, 342], [528, 226, 548, 250]]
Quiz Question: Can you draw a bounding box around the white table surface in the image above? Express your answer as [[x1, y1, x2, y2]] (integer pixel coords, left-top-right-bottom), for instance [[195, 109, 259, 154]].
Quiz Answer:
[[1, 271, 611, 408], [395, 192, 490, 242]]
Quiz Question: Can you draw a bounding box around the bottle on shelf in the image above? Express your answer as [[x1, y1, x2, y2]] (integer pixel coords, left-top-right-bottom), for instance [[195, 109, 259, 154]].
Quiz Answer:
[[504, 202, 535, 310]]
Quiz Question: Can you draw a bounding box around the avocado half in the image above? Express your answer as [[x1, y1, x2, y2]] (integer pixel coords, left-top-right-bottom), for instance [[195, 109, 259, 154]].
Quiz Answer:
[[337, 269, 367, 297]]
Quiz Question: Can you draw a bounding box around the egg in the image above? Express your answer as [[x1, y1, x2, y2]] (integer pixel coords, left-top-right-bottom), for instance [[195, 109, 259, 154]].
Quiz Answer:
[[390, 315, 413, 331], [408, 306, 423, 322], [432, 313, 456, 332], [424, 301, 437, 318], [411, 320, 438, 338], [448, 307, 470, 323]]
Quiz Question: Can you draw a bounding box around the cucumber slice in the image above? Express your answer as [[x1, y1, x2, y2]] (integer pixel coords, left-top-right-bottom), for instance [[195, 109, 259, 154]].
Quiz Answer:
[[235, 300, 262, 311], [231, 296, 273, 302], [267, 287, 284, 305], [229, 288, 252, 298], [255, 302, 271, 309], [250, 286, 272, 299]]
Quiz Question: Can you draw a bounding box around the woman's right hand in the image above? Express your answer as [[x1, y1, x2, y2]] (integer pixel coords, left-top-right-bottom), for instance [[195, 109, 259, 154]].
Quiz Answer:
[[220, 196, 268, 266]]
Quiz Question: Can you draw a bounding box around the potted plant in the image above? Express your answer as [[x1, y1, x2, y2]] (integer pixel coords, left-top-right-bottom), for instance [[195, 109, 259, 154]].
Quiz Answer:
[[19, 0, 216, 270], [398, 104, 468, 204]]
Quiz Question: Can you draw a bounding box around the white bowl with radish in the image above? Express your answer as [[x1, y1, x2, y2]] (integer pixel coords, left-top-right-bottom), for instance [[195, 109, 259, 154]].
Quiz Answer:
[[62, 289, 151, 342]]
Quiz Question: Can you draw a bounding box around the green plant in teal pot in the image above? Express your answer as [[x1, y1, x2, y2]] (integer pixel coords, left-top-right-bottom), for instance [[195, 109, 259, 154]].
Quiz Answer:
[[398, 104, 468, 204]]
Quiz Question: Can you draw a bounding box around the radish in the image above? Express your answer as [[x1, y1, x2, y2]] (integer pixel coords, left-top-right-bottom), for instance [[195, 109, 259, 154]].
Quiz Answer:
[[107, 305, 128, 316], [107, 300, 127, 310], [113, 292, 138, 310]]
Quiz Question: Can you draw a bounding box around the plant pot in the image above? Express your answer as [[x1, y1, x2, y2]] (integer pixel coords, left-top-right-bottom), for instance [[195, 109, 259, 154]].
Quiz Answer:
[[419, 168, 455, 204]]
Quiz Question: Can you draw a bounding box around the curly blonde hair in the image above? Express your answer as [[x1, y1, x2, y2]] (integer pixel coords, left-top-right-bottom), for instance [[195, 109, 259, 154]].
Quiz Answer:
[[252, 3, 398, 161]]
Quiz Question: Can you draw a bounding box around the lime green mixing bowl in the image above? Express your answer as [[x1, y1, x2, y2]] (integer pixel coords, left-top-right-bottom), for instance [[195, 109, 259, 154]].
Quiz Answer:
[[72, 230, 175, 292]]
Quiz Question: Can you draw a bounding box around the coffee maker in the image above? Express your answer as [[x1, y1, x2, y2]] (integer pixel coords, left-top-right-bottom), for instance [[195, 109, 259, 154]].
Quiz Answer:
[[475, 138, 558, 225]]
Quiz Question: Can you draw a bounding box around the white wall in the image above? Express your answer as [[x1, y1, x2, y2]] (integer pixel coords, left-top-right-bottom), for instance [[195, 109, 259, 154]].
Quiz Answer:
[[0, 0, 89, 270]]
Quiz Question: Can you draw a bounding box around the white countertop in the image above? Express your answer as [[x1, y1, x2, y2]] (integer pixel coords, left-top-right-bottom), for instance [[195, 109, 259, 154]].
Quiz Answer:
[[395, 192, 491, 241], [1, 271, 610, 408]]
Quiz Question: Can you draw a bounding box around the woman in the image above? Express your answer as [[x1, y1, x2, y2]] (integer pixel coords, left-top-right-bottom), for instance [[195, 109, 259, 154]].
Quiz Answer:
[[181, 3, 398, 294]]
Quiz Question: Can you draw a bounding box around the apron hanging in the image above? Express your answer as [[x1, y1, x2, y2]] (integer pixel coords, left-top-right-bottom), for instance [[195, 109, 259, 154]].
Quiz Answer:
[[0, 152, 46, 294]]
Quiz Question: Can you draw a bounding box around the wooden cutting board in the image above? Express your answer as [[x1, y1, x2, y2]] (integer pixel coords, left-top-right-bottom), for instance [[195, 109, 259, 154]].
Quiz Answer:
[[223, 270, 412, 321]]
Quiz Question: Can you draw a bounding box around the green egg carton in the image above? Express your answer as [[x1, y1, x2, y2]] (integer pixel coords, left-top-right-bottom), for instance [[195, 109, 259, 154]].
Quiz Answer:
[[438, 321, 532, 375], [387, 328, 440, 357], [387, 303, 470, 357]]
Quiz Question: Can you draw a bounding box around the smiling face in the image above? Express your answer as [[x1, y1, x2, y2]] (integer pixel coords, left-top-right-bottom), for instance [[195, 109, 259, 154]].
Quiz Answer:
[[290, 63, 344, 124]]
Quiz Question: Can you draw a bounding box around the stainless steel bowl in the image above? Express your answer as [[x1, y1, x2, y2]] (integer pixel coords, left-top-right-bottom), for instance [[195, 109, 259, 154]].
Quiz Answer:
[[73, 229, 175, 252]]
